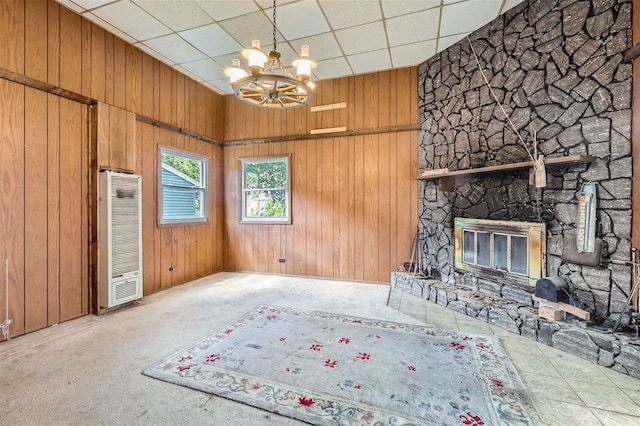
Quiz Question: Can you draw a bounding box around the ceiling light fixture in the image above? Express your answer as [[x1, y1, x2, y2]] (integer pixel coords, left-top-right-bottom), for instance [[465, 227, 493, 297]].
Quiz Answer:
[[224, 0, 316, 109]]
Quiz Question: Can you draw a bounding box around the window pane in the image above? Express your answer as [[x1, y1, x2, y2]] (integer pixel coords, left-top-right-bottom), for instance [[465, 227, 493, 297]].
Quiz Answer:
[[494, 234, 508, 271], [476, 232, 490, 267], [159, 147, 207, 224], [241, 156, 290, 223], [511, 236, 528, 275], [463, 230, 475, 263]]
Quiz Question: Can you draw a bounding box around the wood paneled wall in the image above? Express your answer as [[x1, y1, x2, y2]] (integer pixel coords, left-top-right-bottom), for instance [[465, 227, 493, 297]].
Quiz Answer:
[[0, 0, 225, 339], [223, 70, 419, 283]]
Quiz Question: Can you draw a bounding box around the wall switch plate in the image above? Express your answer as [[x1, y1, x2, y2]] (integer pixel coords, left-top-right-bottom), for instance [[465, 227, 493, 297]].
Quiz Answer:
[[278, 258, 285, 263]]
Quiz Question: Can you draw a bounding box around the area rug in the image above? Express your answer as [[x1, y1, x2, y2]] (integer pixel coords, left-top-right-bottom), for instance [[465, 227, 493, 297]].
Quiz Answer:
[[143, 306, 540, 425]]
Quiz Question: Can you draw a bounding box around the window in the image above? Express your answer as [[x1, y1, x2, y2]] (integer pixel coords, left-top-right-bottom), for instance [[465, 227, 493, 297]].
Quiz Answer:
[[159, 147, 207, 225], [240, 155, 291, 224]]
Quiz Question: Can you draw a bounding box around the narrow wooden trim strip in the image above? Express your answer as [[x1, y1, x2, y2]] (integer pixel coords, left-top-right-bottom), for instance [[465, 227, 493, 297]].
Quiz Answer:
[[310, 102, 347, 112], [135, 114, 223, 146], [624, 43, 640, 62], [225, 124, 421, 146], [310, 126, 347, 135], [0, 67, 95, 105]]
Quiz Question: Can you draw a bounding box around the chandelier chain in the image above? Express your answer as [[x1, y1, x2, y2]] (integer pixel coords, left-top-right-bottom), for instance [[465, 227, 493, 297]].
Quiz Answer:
[[272, 0, 277, 52]]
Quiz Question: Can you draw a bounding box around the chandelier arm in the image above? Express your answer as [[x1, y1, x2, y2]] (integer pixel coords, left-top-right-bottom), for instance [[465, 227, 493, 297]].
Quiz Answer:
[[280, 96, 304, 104]]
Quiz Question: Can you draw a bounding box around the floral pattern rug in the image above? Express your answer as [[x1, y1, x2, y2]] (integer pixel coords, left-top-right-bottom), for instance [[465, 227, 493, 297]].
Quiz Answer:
[[143, 305, 540, 425]]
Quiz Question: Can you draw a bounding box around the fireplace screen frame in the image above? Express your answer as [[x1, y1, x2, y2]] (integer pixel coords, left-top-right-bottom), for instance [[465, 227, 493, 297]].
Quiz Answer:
[[454, 218, 546, 287]]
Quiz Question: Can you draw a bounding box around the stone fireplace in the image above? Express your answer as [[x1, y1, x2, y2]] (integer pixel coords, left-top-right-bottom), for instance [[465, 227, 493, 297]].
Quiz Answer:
[[391, 0, 640, 378]]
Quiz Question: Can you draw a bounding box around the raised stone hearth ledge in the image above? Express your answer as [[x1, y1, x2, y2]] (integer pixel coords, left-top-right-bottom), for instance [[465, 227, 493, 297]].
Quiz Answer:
[[391, 272, 640, 380]]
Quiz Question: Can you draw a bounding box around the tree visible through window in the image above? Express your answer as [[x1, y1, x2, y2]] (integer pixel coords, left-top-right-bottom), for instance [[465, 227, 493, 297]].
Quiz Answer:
[[241, 156, 291, 223], [159, 147, 207, 225]]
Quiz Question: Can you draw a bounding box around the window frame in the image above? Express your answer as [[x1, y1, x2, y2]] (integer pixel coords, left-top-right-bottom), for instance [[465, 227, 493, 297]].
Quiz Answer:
[[158, 146, 208, 226], [239, 155, 292, 224]]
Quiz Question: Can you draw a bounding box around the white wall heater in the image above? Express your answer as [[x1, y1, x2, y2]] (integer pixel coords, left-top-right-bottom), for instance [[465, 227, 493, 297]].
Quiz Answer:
[[99, 171, 143, 308]]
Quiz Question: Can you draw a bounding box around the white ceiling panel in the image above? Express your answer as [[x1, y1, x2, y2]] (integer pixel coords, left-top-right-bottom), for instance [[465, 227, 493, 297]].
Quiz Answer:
[[381, 0, 441, 18], [57, 0, 526, 95], [440, 0, 502, 36], [335, 21, 388, 56], [90, 1, 172, 41], [266, 0, 330, 40], [312, 56, 352, 80], [289, 32, 342, 61], [143, 34, 207, 64], [134, 0, 213, 32], [348, 49, 392, 75], [391, 40, 437, 68], [196, 0, 260, 21], [218, 10, 282, 48], [180, 23, 243, 57], [180, 59, 227, 81], [386, 8, 440, 47], [319, 0, 382, 30]]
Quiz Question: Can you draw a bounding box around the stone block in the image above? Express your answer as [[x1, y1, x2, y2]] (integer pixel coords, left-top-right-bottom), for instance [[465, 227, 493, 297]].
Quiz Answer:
[[411, 281, 425, 298], [502, 286, 533, 305], [613, 344, 640, 380], [448, 300, 468, 315], [488, 309, 521, 334], [477, 279, 502, 297], [598, 350, 615, 367], [436, 288, 449, 306], [551, 328, 600, 363], [537, 321, 559, 345]]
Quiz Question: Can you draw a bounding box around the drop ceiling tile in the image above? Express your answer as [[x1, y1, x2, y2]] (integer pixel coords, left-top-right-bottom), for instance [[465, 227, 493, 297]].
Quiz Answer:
[[180, 59, 227, 81], [265, 0, 330, 40], [83, 12, 137, 44], [56, 0, 85, 13], [440, 0, 502, 36], [312, 56, 352, 80], [437, 32, 470, 52], [381, 0, 441, 18], [335, 21, 387, 56], [69, 0, 114, 10], [174, 64, 203, 82], [391, 40, 437, 68], [134, 0, 213, 32], [143, 34, 207, 64], [348, 49, 392, 75], [133, 41, 175, 65], [255, 0, 298, 9], [207, 78, 234, 94], [196, 0, 260, 21], [289, 32, 342, 61], [91, 1, 171, 40], [180, 23, 243, 57], [386, 8, 439, 46], [218, 11, 282, 48], [319, 0, 382, 30]]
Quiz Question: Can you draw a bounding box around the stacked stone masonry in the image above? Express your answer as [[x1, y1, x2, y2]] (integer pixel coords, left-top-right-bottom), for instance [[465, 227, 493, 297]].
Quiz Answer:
[[417, 0, 634, 319], [392, 272, 640, 379]]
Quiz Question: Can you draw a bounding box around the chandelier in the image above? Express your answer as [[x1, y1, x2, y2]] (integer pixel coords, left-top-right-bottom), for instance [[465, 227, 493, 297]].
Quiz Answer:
[[224, 0, 316, 109]]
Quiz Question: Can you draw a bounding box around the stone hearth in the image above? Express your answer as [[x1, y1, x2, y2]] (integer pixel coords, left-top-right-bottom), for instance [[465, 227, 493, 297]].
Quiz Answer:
[[392, 272, 640, 380]]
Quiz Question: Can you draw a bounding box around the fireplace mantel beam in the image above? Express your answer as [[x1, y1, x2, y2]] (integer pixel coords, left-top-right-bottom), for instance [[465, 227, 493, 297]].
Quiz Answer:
[[416, 154, 595, 191]]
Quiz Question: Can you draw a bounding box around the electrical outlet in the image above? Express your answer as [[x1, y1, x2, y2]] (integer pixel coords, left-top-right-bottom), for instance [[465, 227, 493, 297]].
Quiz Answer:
[[278, 258, 285, 263]]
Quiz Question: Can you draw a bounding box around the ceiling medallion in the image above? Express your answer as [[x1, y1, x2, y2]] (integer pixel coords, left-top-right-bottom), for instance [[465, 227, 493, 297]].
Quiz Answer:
[[224, 0, 316, 109]]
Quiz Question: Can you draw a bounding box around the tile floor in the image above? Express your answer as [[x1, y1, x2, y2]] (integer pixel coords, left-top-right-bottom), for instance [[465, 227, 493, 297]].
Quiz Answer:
[[387, 288, 640, 425]]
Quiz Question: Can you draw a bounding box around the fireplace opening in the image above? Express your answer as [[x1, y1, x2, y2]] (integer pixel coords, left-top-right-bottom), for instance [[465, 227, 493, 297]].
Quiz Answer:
[[454, 218, 546, 287]]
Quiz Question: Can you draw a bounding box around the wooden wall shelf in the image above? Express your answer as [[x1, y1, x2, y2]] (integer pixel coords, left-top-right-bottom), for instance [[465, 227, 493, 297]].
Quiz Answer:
[[416, 154, 595, 191]]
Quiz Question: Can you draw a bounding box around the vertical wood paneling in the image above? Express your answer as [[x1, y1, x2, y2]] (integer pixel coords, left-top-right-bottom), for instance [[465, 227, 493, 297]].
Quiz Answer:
[[113, 37, 126, 109], [59, 99, 85, 322], [25, 0, 48, 81], [24, 89, 49, 332], [125, 44, 142, 114], [59, 6, 82, 94], [47, 94, 61, 325], [222, 66, 419, 283], [47, 0, 60, 86], [141, 124, 156, 296], [0, 80, 25, 338], [0, 0, 25, 74], [91, 25, 106, 102]]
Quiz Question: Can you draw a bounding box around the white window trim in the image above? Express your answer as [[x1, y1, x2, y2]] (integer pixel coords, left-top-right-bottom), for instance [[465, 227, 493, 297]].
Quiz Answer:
[[240, 155, 291, 224], [159, 146, 208, 226]]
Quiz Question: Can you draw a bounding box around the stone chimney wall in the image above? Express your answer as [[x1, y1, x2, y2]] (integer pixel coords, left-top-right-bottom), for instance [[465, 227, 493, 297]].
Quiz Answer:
[[417, 0, 633, 318]]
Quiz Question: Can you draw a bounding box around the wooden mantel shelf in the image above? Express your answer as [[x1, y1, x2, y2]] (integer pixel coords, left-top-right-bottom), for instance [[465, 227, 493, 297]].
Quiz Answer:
[[416, 154, 594, 191]]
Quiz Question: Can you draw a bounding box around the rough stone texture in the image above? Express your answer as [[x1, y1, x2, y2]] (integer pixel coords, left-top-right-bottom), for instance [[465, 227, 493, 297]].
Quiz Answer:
[[417, 0, 633, 321], [391, 273, 640, 379]]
